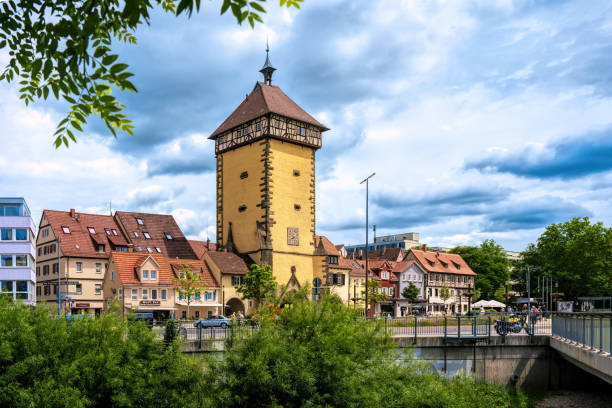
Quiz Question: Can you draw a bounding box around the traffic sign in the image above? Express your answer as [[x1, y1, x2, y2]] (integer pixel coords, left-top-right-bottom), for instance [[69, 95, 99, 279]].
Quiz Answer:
[[41, 281, 80, 286]]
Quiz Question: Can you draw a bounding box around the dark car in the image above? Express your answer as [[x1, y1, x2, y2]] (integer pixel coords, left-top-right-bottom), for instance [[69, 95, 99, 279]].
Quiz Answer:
[[193, 315, 232, 328]]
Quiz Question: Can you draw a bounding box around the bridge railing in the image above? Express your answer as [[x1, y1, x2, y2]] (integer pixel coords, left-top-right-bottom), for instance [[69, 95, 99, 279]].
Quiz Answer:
[[552, 312, 612, 353]]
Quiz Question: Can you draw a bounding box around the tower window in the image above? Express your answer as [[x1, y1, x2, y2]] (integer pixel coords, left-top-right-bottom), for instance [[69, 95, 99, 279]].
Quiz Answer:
[[243, 128, 248, 136], [294, 204, 301, 211], [313, 131, 318, 137], [293, 170, 300, 177], [298, 127, 306, 136], [256, 122, 261, 131], [238, 205, 247, 212], [240, 171, 248, 179]]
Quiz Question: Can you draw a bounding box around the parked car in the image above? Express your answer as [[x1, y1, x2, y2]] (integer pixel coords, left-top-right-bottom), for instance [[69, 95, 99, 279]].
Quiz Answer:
[[193, 315, 232, 329]]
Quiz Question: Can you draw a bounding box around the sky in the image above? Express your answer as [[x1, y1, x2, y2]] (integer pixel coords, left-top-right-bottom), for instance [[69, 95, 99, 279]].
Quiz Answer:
[[1, 0, 612, 252]]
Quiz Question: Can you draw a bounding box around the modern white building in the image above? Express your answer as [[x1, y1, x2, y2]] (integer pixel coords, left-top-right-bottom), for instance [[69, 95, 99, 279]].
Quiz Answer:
[[0, 198, 36, 304]]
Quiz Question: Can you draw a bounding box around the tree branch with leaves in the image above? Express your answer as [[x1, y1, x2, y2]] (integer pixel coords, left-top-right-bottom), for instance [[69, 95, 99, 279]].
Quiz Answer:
[[236, 263, 277, 309], [0, 0, 304, 148], [173, 263, 207, 319]]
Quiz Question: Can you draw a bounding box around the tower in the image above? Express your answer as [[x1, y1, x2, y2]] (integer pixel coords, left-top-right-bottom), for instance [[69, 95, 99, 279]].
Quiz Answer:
[[209, 48, 328, 288]]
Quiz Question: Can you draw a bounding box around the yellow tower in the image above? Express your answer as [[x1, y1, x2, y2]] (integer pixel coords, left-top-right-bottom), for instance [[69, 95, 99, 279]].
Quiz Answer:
[[209, 48, 328, 289]]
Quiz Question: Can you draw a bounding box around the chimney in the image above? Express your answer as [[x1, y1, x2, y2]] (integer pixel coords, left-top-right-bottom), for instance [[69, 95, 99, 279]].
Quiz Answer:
[[206, 237, 210, 249], [70, 208, 76, 218], [422, 244, 427, 252]]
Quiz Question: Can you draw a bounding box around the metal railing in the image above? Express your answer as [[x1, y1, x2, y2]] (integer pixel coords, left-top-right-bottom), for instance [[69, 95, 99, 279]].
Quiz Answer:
[[385, 312, 551, 341], [552, 312, 612, 354]]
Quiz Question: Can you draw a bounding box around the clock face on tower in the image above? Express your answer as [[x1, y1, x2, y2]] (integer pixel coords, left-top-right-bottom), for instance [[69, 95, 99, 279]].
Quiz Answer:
[[287, 227, 299, 246]]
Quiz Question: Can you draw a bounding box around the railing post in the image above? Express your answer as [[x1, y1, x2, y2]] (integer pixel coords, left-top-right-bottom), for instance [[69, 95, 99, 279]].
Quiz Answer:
[[590, 316, 594, 349], [198, 323, 202, 350], [609, 316, 612, 354], [582, 316, 586, 346], [457, 315, 461, 339], [472, 316, 475, 338], [414, 315, 417, 344], [443, 316, 447, 340], [599, 316, 603, 352]]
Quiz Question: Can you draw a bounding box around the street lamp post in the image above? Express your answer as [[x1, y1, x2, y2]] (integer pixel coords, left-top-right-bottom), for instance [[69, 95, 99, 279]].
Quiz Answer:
[[57, 237, 61, 315], [360, 172, 375, 317]]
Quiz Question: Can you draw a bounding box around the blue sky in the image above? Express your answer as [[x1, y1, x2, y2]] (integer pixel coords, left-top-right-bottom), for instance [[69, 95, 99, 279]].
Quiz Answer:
[[1, 0, 612, 251]]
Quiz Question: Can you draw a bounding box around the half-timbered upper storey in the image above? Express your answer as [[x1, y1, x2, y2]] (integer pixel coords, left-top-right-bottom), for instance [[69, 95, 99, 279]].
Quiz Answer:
[[209, 82, 329, 154]]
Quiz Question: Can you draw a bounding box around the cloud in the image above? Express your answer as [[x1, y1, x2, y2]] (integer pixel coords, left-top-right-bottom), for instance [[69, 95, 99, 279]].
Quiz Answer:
[[465, 128, 612, 180], [481, 196, 591, 231], [146, 134, 216, 176]]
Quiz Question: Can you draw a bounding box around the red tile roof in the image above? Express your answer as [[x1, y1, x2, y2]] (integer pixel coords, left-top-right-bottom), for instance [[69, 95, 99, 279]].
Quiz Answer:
[[315, 235, 340, 256], [341, 257, 366, 277], [168, 259, 219, 288], [42, 210, 128, 259], [209, 82, 328, 138], [111, 252, 174, 286], [406, 249, 476, 276], [366, 247, 405, 262], [114, 211, 197, 259], [188, 239, 216, 259], [205, 251, 249, 275]]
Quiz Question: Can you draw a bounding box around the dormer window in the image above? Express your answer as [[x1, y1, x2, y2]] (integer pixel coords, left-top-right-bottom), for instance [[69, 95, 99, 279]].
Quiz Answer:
[[105, 228, 111, 235], [381, 271, 389, 280], [150, 270, 157, 280], [112, 229, 118, 236], [142, 270, 149, 280], [88, 227, 96, 234], [155, 247, 161, 253], [143, 232, 151, 239], [328, 256, 338, 265], [136, 246, 142, 252], [136, 218, 144, 225], [97, 244, 105, 252], [313, 131, 318, 137], [62, 226, 70, 234], [133, 231, 139, 238], [165, 233, 173, 240], [147, 247, 153, 253]]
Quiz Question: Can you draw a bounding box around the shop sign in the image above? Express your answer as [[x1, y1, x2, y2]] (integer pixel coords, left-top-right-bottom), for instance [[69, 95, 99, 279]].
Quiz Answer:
[[140, 300, 161, 306], [75, 303, 90, 308]]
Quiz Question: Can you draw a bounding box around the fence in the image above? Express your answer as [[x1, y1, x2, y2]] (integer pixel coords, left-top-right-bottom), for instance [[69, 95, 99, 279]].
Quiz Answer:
[[552, 312, 612, 354], [386, 312, 551, 341], [173, 321, 258, 341]]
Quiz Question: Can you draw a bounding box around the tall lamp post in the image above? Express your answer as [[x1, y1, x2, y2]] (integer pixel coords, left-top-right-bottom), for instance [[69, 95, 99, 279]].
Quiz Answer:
[[56, 237, 61, 315], [360, 172, 375, 317]]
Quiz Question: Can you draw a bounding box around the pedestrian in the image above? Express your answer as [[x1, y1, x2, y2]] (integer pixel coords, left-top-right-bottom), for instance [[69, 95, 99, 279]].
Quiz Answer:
[[542, 305, 548, 319], [507, 306, 513, 315]]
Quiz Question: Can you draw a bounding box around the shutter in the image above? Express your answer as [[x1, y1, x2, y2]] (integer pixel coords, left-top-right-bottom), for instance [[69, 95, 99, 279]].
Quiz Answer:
[[326, 273, 333, 285], [340, 274, 346, 286]]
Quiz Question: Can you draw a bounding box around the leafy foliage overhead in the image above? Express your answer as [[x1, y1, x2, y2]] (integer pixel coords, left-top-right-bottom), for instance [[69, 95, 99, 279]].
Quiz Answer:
[[0, 0, 303, 148]]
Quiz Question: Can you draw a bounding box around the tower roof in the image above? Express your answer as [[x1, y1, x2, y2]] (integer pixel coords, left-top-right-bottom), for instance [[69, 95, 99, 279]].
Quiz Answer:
[[259, 41, 276, 85], [209, 82, 328, 139]]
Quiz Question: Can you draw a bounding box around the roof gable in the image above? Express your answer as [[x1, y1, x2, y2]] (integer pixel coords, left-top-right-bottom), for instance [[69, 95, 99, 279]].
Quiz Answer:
[[210, 83, 328, 138], [407, 249, 476, 276]]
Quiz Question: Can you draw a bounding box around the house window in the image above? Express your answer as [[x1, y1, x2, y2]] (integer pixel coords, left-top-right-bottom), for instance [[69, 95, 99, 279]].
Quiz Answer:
[[313, 130, 318, 137], [62, 226, 70, 234], [36, 267, 40, 276], [36, 286, 41, 296], [328, 256, 338, 265], [165, 233, 173, 240], [389, 287, 395, 297], [231, 276, 243, 286], [240, 171, 248, 179], [133, 231, 139, 238], [52, 263, 58, 274], [96, 263, 102, 273], [150, 270, 157, 280], [143, 232, 151, 239], [42, 228, 49, 238], [76, 262, 82, 272], [152, 289, 158, 300], [238, 205, 247, 212], [137, 246, 142, 252], [95, 284, 102, 295], [142, 270, 149, 280], [132, 289, 138, 299], [87, 227, 96, 234], [147, 248, 153, 253], [118, 288, 123, 300], [111, 270, 114, 280], [136, 218, 144, 226], [161, 289, 167, 300], [256, 122, 261, 131], [155, 247, 161, 253], [435, 288, 438, 297], [242, 128, 247, 135], [44, 285, 50, 296], [381, 271, 389, 280], [98, 244, 105, 252], [112, 229, 118, 236], [105, 228, 111, 235], [76, 284, 82, 295], [38, 247, 42, 256], [142, 289, 148, 300], [43, 265, 49, 275]]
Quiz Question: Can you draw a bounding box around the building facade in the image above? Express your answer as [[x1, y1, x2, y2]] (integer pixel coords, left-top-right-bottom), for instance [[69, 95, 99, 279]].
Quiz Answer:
[[0, 198, 36, 304], [345, 232, 420, 254], [203, 251, 251, 316], [394, 261, 426, 316], [209, 52, 328, 290], [36, 209, 129, 314], [313, 236, 352, 304]]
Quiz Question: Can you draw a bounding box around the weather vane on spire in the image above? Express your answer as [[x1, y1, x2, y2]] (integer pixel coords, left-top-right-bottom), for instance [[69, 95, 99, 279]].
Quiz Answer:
[[259, 38, 276, 85]]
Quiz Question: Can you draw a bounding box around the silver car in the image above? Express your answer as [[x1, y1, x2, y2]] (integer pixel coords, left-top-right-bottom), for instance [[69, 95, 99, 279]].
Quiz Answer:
[[193, 315, 232, 328]]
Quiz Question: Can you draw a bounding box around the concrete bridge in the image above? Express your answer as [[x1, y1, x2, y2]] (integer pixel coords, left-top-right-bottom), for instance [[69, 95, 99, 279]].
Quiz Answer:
[[550, 313, 612, 385]]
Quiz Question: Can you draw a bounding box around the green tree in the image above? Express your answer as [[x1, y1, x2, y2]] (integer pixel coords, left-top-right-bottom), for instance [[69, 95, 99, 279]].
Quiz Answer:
[[0, 297, 207, 407], [0, 0, 303, 148], [173, 262, 207, 319], [237, 263, 278, 308], [450, 239, 510, 300], [519, 217, 612, 300], [439, 283, 451, 307], [207, 295, 528, 408], [401, 282, 420, 302]]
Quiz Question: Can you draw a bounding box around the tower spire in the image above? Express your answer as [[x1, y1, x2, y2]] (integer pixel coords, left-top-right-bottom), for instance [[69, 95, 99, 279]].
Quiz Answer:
[[259, 39, 276, 85]]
